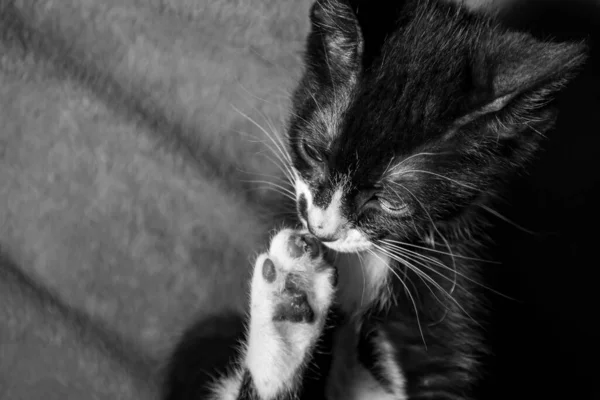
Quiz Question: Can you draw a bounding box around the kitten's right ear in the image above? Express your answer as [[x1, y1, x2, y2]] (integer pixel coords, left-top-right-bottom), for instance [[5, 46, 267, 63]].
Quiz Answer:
[[309, 0, 364, 74], [462, 31, 588, 139]]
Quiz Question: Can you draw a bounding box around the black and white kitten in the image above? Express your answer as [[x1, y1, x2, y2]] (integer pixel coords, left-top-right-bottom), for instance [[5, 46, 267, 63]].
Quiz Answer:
[[165, 0, 587, 399]]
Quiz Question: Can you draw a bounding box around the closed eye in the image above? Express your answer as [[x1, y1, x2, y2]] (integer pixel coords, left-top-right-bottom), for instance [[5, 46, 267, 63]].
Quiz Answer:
[[359, 194, 409, 216], [378, 197, 408, 215], [302, 140, 324, 163]]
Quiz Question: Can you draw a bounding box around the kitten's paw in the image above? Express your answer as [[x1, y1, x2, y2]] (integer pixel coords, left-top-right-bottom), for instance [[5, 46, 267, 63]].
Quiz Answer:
[[250, 229, 337, 332], [244, 229, 337, 397]]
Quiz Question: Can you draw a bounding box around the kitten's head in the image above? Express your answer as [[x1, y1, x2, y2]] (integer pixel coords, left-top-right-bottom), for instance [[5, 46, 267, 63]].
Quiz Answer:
[[288, 0, 586, 253]]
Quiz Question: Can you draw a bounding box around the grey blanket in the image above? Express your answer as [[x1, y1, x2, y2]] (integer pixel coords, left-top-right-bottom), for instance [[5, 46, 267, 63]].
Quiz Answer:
[[0, 0, 311, 398]]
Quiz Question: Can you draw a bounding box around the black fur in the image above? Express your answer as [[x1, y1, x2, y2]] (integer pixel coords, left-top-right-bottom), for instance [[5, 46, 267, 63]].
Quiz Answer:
[[288, 0, 586, 399], [163, 0, 592, 399]]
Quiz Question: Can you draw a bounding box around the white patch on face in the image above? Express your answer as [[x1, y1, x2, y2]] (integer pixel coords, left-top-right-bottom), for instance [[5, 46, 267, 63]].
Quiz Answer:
[[324, 228, 372, 253], [308, 187, 347, 238], [295, 177, 372, 253]]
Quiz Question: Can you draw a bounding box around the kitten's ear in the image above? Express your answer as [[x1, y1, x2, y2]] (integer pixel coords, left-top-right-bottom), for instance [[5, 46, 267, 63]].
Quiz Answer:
[[464, 32, 588, 138], [309, 0, 363, 73]]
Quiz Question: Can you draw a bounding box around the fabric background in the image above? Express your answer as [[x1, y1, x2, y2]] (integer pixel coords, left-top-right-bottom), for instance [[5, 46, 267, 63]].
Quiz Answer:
[[1, 0, 310, 398]]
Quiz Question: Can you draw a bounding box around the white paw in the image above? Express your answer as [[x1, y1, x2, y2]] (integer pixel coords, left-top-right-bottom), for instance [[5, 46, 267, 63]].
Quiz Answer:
[[245, 228, 337, 398]]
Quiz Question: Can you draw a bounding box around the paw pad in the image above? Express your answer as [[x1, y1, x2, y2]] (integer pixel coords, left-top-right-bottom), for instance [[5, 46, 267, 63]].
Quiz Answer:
[[273, 291, 314, 323], [252, 229, 336, 327], [262, 258, 277, 283]]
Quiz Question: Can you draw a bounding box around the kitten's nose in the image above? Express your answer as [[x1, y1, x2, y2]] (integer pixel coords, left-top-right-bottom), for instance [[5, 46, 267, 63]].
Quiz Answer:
[[307, 224, 338, 242]]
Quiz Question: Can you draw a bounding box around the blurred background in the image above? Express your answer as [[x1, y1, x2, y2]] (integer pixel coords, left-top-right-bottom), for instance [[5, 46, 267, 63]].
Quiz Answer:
[[1, 0, 598, 399]]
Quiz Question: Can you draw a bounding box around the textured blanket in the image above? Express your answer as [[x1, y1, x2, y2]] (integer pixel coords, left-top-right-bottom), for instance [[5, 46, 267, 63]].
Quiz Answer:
[[2, 0, 599, 399], [0, 0, 311, 398]]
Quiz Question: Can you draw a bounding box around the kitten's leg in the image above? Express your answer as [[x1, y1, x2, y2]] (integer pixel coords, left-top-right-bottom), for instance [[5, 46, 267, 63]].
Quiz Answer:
[[210, 229, 337, 400]]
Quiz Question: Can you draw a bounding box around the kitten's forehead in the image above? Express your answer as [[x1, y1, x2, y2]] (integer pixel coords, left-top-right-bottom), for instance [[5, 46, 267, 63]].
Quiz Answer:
[[314, 56, 469, 184], [296, 0, 489, 187]]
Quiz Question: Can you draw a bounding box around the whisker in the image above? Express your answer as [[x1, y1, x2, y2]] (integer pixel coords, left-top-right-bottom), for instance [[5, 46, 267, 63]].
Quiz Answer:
[[381, 238, 498, 264], [241, 180, 296, 199], [367, 248, 428, 350], [479, 204, 536, 235], [241, 188, 295, 203], [231, 104, 291, 165], [236, 167, 292, 187], [390, 182, 459, 292], [377, 245, 453, 321], [380, 240, 515, 300], [378, 243, 465, 295], [373, 243, 482, 328], [231, 105, 296, 182], [261, 154, 296, 186], [231, 128, 295, 185]]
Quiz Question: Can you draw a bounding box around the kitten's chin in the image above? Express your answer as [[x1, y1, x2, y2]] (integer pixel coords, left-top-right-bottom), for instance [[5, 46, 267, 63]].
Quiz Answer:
[[322, 240, 372, 253], [320, 229, 373, 254]]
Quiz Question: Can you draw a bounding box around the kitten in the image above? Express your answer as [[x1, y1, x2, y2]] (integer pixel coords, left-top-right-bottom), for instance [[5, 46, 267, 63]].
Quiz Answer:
[[164, 0, 587, 399]]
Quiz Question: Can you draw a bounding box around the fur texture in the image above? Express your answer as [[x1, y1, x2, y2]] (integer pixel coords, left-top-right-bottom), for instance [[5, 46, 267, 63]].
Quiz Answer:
[[0, 0, 311, 398], [166, 1, 589, 399]]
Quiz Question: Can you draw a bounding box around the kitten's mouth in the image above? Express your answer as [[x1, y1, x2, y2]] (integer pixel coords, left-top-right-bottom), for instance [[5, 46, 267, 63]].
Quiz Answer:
[[299, 219, 372, 254], [316, 230, 373, 254], [321, 239, 373, 254]]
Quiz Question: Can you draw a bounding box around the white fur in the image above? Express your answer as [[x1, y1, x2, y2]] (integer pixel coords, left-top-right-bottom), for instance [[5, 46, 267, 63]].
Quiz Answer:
[[326, 322, 407, 400], [324, 228, 372, 253], [375, 329, 407, 398], [335, 250, 391, 315], [307, 188, 347, 238], [244, 229, 336, 398], [209, 370, 243, 400], [295, 177, 373, 253], [212, 226, 400, 400]]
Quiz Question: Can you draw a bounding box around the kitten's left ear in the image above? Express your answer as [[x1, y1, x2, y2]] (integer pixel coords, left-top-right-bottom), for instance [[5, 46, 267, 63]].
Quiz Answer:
[[464, 31, 588, 138], [309, 0, 364, 72]]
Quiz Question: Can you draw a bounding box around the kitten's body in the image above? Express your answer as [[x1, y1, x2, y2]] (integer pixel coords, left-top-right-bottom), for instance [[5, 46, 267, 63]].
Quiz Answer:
[[164, 1, 589, 399]]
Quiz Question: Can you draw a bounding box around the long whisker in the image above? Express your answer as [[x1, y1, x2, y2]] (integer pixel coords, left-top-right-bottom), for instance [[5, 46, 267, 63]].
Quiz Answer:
[[391, 182, 459, 294], [236, 167, 292, 187], [231, 105, 296, 183], [232, 127, 295, 186], [382, 238, 498, 264], [478, 204, 536, 235], [374, 243, 455, 299], [241, 180, 296, 201], [373, 243, 482, 328], [378, 243, 464, 296], [239, 103, 293, 167], [380, 240, 515, 300], [231, 105, 292, 167], [241, 179, 296, 196], [376, 245, 453, 322], [381, 240, 450, 270], [367, 248, 428, 350], [260, 154, 296, 186]]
